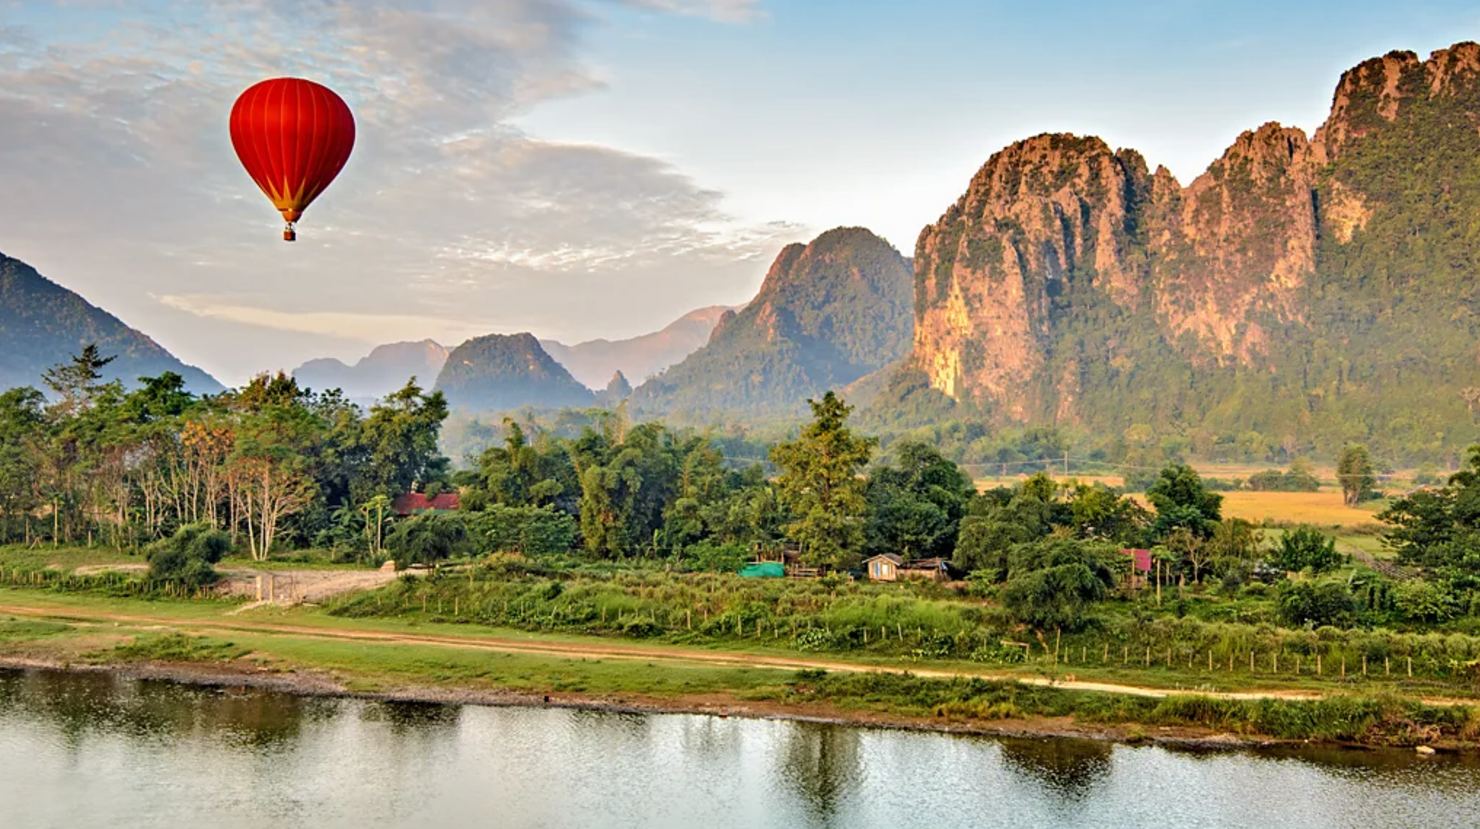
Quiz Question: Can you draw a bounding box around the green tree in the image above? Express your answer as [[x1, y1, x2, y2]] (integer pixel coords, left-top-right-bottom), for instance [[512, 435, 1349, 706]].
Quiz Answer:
[[352, 378, 450, 501], [999, 539, 1116, 631], [863, 440, 974, 560], [771, 392, 876, 569], [469, 504, 577, 557], [1147, 464, 1222, 540], [388, 513, 469, 566], [477, 419, 576, 510], [41, 343, 115, 418], [1276, 581, 1357, 628], [1337, 445, 1377, 506], [1272, 525, 1341, 574], [952, 475, 1071, 580], [1380, 445, 1480, 571], [0, 388, 46, 541]]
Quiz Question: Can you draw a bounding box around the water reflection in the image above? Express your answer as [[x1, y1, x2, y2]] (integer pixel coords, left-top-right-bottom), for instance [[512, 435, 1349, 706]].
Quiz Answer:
[[2, 668, 1479, 829], [778, 721, 862, 822], [996, 736, 1113, 800], [0, 669, 315, 749], [363, 699, 461, 734]]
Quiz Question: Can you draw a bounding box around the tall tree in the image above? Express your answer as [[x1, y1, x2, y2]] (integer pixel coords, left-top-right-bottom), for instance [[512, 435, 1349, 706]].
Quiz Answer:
[[770, 391, 876, 569], [863, 440, 974, 560], [1337, 444, 1377, 506], [353, 378, 450, 500], [1147, 464, 1222, 540], [41, 343, 115, 418]]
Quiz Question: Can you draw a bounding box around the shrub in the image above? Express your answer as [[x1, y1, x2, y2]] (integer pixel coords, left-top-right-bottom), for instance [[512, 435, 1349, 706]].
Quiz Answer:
[[388, 514, 470, 566], [1271, 526, 1340, 574], [684, 541, 751, 574], [1394, 581, 1457, 624], [147, 523, 231, 587], [1277, 581, 1357, 628]]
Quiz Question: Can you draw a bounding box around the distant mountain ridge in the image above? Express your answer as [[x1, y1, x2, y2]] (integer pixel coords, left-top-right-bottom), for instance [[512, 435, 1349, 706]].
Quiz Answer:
[[632, 227, 915, 416], [0, 253, 222, 394], [293, 340, 450, 402], [541, 306, 734, 389], [433, 332, 594, 412]]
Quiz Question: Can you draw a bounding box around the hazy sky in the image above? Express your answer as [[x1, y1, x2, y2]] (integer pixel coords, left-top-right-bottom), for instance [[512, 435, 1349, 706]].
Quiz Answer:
[[2, 1, 1477, 385]]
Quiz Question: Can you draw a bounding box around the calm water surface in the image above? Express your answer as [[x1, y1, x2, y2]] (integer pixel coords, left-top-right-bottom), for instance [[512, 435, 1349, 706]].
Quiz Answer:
[[1, 668, 1478, 828]]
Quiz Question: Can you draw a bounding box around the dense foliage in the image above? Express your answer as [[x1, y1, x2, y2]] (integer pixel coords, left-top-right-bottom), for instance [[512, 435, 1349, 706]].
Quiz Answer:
[[0, 351, 449, 560]]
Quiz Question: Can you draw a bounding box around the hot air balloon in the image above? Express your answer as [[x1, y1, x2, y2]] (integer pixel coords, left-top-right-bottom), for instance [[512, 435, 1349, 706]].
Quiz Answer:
[[229, 78, 356, 242]]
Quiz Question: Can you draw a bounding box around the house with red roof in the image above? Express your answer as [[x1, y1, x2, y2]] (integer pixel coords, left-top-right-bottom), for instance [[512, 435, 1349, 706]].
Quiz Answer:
[[1119, 548, 1152, 590], [392, 492, 461, 516]]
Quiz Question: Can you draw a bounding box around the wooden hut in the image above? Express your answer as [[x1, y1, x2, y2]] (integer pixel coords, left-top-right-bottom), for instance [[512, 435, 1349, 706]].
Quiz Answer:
[[864, 554, 904, 582], [899, 557, 951, 583]]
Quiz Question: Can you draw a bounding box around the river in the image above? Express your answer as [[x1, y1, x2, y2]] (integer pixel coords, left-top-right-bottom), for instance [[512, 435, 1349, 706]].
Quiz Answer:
[[1, 668, 1477, 828]]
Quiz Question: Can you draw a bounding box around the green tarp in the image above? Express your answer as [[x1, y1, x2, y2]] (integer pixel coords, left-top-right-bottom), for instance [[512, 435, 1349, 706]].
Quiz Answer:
[[738, 562, 785, 578]]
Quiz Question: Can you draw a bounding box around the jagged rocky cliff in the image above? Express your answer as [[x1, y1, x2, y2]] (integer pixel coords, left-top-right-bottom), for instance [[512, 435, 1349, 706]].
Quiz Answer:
[[892, 42, 1480, 453]]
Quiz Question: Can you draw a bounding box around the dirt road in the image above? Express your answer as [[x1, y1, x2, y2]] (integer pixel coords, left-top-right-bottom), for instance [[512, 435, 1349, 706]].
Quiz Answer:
[[0, 598, 1402, 704]]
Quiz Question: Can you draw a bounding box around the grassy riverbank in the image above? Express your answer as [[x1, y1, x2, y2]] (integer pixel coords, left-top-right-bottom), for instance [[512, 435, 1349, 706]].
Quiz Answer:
[[1, 587, 1478, 751]]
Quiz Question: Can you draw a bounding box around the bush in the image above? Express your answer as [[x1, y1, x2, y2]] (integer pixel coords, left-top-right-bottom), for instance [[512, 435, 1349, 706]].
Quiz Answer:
[[147, 523, 231, 587], [1277, 581, 1357, 628], [1394, 581, 1457, 624], [388, 514, 470, 566], [467, 505, 576, 557], [684, 541, 751, 573], [1271, 526, 1341, 574]]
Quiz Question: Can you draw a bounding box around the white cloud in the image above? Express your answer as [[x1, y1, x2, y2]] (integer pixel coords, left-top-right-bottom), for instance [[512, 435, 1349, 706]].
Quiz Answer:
[[0, 0, 800, 385]]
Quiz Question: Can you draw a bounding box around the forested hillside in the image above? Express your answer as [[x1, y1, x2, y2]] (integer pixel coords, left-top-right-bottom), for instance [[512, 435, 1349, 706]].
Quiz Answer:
[[0, 253, 220, 394], [434, 333, 595, 412], [632, 227, 913, 418]]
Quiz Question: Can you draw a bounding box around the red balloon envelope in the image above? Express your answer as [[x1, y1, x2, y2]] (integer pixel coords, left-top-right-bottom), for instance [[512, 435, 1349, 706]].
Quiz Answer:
[[230, 78, 355, 241]]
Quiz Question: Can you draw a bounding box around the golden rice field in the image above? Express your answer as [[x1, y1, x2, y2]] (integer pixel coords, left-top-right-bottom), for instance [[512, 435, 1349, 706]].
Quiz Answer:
[[1214, 490, 1380, 529], [974, 472, 1384, 530]]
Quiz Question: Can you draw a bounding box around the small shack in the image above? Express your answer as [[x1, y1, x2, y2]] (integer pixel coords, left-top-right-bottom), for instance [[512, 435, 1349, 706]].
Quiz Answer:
[[899, 557, 951, 583], [865, 554, 904, 582]]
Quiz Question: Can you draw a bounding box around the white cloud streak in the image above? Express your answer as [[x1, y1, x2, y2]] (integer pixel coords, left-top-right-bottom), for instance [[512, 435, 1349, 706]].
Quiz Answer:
[[0, 0, 797, 384]]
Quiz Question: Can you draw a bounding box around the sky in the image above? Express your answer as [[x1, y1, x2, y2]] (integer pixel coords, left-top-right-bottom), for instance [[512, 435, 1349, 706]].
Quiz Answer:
[[1, 0, 1478, 386]]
